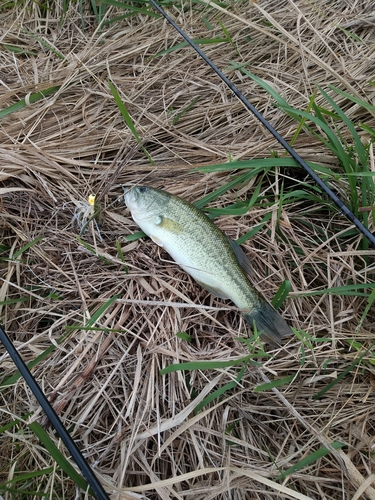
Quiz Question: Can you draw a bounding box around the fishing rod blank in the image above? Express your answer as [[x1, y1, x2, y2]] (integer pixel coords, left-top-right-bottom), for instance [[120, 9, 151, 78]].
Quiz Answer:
[[0, 324, 110, 500], [148, 0, 375, 248]]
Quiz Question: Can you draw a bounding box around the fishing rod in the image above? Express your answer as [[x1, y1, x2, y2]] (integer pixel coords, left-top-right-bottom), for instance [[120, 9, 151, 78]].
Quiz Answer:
[[148, 0, 375, 248], [0, 325, 110, 500]]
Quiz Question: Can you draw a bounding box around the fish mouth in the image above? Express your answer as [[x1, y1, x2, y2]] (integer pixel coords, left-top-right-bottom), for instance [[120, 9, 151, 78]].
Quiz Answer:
[[123, 186, 156, 214], [123, 186, 141, 207]]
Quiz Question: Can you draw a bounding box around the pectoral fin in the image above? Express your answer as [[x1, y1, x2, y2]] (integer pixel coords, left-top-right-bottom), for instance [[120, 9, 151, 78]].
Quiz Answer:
[[150, 234, 164, 247], [150, 215, 182, 247], [227, 238, 253, 276], [156, 215, 182, 234]]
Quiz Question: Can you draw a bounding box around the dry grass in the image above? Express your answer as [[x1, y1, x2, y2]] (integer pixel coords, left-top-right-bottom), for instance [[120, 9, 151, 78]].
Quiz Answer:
[[1, 0, 375, 499]]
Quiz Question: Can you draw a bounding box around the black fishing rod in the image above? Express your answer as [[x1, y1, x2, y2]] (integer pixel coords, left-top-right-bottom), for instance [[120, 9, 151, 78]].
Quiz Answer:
[[148, 0, 375, 248], [0, 325, 110, 500]]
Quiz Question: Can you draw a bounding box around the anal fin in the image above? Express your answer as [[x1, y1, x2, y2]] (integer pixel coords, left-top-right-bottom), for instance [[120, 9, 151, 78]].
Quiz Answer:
[[227, 238, 253, 276]]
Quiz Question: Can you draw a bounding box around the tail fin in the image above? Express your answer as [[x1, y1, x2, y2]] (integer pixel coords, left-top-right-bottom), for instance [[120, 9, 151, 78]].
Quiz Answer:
[[243, 299, 293, 345]]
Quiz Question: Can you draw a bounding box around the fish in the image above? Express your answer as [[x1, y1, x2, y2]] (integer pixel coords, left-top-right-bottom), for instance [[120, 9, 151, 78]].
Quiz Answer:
[[124, 186, 292, 345]]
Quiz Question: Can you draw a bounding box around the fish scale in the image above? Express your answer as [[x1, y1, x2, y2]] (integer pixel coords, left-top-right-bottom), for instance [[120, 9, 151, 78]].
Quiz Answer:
[[124, 186, 292, 345]]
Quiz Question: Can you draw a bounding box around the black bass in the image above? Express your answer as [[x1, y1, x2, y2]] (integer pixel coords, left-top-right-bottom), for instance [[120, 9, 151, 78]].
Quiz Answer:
[[124, 186, 292, 344]]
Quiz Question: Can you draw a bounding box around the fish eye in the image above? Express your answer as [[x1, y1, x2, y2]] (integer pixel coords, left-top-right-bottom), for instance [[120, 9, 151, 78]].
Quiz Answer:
[[138, 186, 147, 193]]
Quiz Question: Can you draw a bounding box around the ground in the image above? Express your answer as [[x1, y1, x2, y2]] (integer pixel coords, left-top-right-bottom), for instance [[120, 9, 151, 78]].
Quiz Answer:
[[1, 1, 375, 499]]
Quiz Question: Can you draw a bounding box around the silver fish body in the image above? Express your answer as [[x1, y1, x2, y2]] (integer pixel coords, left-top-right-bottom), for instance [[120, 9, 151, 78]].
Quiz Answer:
[[124, 186, 292, 344]]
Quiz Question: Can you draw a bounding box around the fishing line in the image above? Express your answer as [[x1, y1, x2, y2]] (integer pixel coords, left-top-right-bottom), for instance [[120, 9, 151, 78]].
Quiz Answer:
[[148, 0, 375, 248], [0, 324, 110, 500]]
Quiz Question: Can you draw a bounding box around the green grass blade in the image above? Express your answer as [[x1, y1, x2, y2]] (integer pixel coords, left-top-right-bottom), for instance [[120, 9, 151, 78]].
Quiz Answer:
[[108, 80, 154, 164], [201, 14, 214, 30], [317, 85, 369, 169], [356, 287, 375, 331], [197, 158, 271, 173], [2, 467, 54, 486], [194, 362, 248, 413], [235, 212, 273, 245], [275, 441, 345, 479], [86, 294, 120, 327], [13, 236, 44, 259], [328, 84, 375, 113], [0, 331, 71, 388], [294, 282, 375, 298], [289, 91, 317, 146], [0, 243, 10, 253], [108, 80, 141, 141], [204, 179, 264, 216], [196, 157, 329, 173], [3, 43, 37, 56], [176, 331, 193, 341], [313, 347, 372, 400], [0, 297, 31, 306], [0, 417, 23, 434], [272, 280, 291, 309], [29, 422, 91, 493], [98, 0, 160, 17], [160, 356, 250, 375], [90, 0, 100, 23], [125, 230, 146, 241], [75, 236, 112, 265], [348, 340, 375, 366], [360, 122, 375, 137], [283, 105, 351, 171], [116, 240, 128, 273], [232, 64, 289, 107], [194, 378, 240, 413], [173, 96, 201, 125], [0, 485, 45, 496], [65, 326, 122, 332], [204, 200, 257, 217], [154, 38, 229, 58], [324, 171, 375, 178], [254, 374, 296, 392], [0, 87, 60, 119], [194, 170, 266, 209], [339, 27, 362, 42], [218, 20, 239, 55], [23, 31, 65, 59]]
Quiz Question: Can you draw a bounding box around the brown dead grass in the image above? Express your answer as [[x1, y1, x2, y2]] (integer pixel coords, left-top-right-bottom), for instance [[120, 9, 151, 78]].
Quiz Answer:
[[1, 1, 375, 499]]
